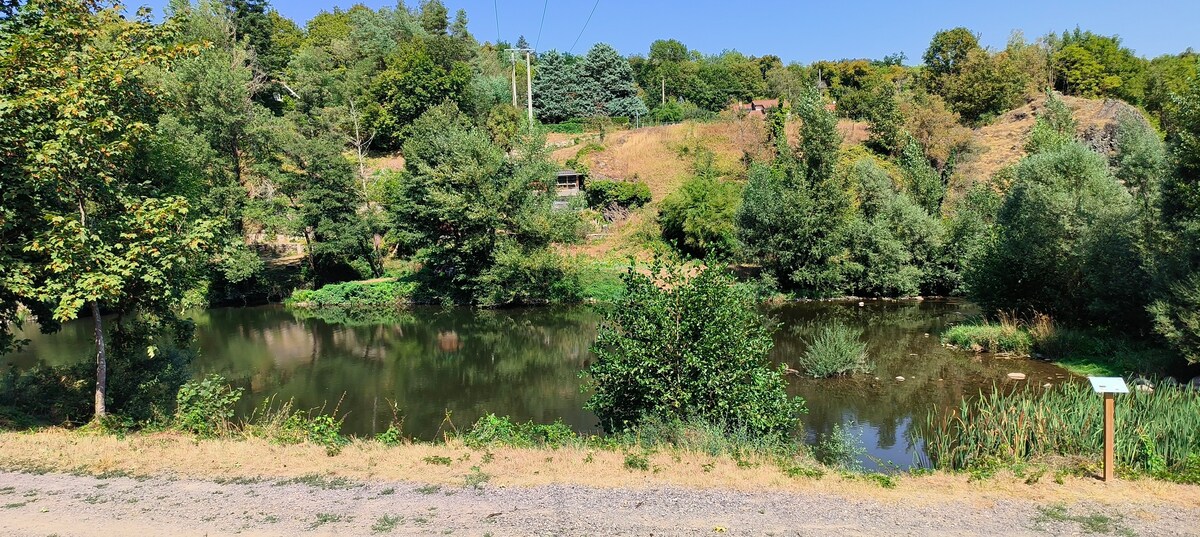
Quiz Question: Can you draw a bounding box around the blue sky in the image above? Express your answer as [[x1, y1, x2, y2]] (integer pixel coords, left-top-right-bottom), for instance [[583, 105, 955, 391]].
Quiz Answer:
[[137, 0, 1200, 64]]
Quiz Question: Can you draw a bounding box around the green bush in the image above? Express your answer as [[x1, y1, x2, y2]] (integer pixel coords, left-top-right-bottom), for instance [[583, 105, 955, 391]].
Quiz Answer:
[[475, 243, 582, 306], [583, 262, 804, 437], [585, 179, 651, 209], [174, 375, 243, 437], [462, 414, 577, 448], [796, 323, 869, 378], [659, 175, 743, 259], [544, 120, 586, 134], [288, 279, 416, 309]]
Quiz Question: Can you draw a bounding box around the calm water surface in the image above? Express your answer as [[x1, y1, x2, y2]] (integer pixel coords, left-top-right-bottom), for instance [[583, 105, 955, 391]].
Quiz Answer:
[[2, 299, 1071, 469]]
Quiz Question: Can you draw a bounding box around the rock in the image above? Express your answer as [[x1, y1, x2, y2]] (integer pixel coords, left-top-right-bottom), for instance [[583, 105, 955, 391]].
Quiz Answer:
[[895, 376, 906, 382], [1132, 377, 1154, 389], [1188, 377, 1200, 390], [1043, 383, 1053, 388], [1162, 376, 1179, 387], [1007, 372, 1027, 380], [858, 301, 865, 307], [1136, 384, 1154, 394]]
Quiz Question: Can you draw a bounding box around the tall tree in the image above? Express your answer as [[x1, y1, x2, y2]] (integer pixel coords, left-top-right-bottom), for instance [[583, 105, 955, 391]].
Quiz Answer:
[[0, 0, 214, 419], [580, 43, 649, 118]]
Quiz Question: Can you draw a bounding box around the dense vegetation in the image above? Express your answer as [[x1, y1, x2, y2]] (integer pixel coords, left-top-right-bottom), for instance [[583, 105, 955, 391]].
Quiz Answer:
[[0, 0, 1198, 457]]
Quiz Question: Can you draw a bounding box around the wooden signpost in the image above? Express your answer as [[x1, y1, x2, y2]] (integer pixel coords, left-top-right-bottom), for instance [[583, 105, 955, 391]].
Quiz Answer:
[[1088, 377, 1129, 482]]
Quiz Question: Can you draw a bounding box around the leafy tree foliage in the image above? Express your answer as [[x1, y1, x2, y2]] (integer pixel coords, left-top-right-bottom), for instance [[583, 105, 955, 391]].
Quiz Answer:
[[1050, 28, 1147, 103], [967, 142, 1134, 323], [583, 264, 803, 436], [385, 103, 572, 304], [369, 39, 472, 148], [0, 0, 215, 419], [737, 93, 854, 296], [659, 176, 743, 259]]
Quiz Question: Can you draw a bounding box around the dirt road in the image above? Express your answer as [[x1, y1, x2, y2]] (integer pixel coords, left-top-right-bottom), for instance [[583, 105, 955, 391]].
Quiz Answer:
[[1, 470, 1196, 536]]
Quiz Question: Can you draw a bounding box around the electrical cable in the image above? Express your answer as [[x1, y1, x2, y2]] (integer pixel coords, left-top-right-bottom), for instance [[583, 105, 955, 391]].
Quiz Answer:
[[493, 0, 501, 44], [534, 0, 548, 51], [568, 0, 600, 54]]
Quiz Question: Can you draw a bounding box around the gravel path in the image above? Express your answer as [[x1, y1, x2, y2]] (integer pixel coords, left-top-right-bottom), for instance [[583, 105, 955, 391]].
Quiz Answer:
[[0, 470, 1195, 536]]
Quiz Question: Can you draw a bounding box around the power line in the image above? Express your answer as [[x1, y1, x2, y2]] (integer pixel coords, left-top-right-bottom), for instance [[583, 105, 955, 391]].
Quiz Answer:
[[534, 0, 548, 52], [493, 0, 501, 44], [568, 0, 600, 54]]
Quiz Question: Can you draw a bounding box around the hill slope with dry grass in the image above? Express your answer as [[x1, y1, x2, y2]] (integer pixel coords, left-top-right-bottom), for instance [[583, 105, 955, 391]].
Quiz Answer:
[[957, 94, 1143, 189]]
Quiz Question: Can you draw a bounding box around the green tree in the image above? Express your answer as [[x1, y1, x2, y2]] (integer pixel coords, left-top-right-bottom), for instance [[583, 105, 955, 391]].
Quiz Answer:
[[737, 89, 853, 296], [386, 103, 568, 304], [922, 27, 981, 94], [583, 263, 803, 436], [369, 39, 472, 148], [1025, 91, 1077, 154], [580, 43, 649, 118], [968, 142, 1133, 322], [0, 1, 214, 419], [1150, 71, 1200, 362], [1051, 29, 1147, 103], [659, 175, 743, 260], [532, 50, 585, 123]]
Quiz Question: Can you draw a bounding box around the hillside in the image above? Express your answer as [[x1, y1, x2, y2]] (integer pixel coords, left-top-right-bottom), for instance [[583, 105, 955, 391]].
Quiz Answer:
[[957, 94, 1143, 188]]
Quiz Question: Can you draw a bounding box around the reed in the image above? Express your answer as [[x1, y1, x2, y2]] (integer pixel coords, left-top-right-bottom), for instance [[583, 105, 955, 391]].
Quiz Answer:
[[927, 382, 1200, 477]]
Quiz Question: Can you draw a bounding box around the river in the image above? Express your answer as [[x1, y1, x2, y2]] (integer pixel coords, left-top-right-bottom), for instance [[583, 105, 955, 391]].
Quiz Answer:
[[1, 299, 1071, 469]]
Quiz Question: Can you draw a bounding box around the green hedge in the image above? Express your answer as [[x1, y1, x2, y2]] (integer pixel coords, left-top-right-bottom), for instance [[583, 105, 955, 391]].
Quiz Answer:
[[585, 179, 651, 209]]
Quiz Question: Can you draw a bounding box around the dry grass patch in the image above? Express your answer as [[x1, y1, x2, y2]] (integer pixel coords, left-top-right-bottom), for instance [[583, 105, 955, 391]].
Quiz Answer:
[[1, 430, 1198, 509]]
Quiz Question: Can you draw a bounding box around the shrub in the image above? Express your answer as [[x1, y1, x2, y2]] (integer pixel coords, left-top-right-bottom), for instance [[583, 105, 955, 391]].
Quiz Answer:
[[475, 244, 582, 306], [585, 179, 651, 210], [658, 176, 743, 259], [288, 279, 416, 309], [462, 414, 577, 448], [796, 323, 869, 378], [582, 262, 804, 437], [174, 375, 243, 437]]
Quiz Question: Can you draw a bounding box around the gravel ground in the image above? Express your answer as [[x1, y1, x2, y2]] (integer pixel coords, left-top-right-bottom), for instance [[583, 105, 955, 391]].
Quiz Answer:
[[0, 470, 1195, 536]]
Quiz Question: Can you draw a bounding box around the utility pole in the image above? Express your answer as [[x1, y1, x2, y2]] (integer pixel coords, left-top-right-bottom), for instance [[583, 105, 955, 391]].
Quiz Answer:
[[506, 48, 535, 129], [510, 51, 518, 108], [525, 50, 534, 129]]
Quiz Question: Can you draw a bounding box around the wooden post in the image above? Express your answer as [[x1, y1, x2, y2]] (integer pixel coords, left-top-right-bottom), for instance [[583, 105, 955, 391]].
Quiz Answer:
[[525, 51, 534, 130], [1103, 392, 1115, 482]]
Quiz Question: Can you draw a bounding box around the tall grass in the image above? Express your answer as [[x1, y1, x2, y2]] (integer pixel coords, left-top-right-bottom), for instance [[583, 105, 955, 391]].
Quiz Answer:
[[941, 312, 1033, 354], [927, 382, 1200, 477], [796, 323, 869, 378]]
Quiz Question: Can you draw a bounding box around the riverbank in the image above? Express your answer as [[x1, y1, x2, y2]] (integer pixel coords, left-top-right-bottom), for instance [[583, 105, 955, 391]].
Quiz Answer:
[[2, 431, 1199, 536]]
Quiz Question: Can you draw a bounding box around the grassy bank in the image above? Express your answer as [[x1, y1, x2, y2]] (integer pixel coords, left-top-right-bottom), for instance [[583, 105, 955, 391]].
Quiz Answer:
[[941, 316, 1180, 377], [927, 382, 1200, 483], [286, 258, 628, 317]]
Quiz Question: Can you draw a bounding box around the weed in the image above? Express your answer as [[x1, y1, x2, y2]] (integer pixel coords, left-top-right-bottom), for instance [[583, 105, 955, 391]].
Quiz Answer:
[[415, 484, 442, 495], [864, 472, 898, 489], [796, 323, 870, 377], [481, 451, 495, 464], [372, 515, 403, 533], [583, 451, 594, 464], [423, 455, 452, 466], [3, 502, 26, 509], [379, 487, 395, 496], [1034, 504, 1134, 536], [310, 513, 345, 529], [781, 464, 825, 479], [624, 451, 650, 471], [174, 375, 242, 438], [464, 466, 490, 489], [275, 473, 355, 490]]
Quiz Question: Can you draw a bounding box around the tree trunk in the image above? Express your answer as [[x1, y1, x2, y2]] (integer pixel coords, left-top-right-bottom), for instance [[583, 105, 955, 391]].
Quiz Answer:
[[91, 300, 107, 420]]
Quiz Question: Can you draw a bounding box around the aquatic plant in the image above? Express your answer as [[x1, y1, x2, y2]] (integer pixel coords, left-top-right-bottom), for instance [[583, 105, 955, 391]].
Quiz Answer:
[[795, 323, 869, 378], [927, 382, 1200, 479]]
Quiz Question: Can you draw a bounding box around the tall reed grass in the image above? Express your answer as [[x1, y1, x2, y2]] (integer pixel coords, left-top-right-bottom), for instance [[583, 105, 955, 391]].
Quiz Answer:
[[927, 382, 1200, 477]]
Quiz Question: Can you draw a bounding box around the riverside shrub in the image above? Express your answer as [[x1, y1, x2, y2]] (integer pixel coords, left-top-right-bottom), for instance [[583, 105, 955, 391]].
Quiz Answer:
[[582, 262, 804, 437], [175, 374, 243, 437]]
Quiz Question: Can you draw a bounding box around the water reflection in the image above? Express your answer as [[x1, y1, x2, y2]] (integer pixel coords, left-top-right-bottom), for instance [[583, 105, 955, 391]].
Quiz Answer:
[[2, 299, 1071, 468]]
